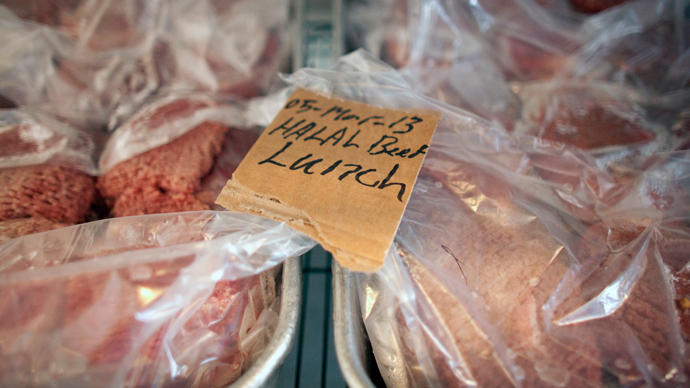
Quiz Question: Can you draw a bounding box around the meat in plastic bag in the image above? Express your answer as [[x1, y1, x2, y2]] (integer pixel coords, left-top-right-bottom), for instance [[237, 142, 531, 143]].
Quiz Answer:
[[154, 0, 289, 98], [573, 0, 690, 96], [0, 210, 316, 387], [294, 50, 690, 387], [0, 1, 162, 128], [98, 92, 257, 217], [0, 109, 98, 242]]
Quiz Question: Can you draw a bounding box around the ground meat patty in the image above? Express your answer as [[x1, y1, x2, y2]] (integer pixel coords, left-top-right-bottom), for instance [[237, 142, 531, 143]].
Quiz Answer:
[[98, 121, 228, 199], [0, 165, 96, 224], [111, 186, 209, 217], [0, 217, 70, 244]]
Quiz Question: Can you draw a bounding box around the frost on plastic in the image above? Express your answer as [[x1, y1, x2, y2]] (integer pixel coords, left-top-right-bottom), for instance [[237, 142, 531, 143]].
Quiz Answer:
[[299, 51, 690, 387], [0, 211, 316, 387]]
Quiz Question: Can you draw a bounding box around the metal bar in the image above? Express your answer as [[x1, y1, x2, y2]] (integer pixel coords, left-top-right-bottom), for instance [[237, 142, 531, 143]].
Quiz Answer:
[[332, 260, 378, 388], [228, 256, 304, 388]]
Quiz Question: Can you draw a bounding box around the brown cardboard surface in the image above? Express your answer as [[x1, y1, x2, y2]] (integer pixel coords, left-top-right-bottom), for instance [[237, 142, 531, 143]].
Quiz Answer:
[[216, 88, 439, 271]]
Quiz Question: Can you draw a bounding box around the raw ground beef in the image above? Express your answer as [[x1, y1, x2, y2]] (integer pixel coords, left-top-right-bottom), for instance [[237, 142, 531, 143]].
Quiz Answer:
[[0, 165, 96, 224], [197, 127, 259, 209], [98, 122, 228, 198], [111, 186, 209, 217], [0, 217, 69, 244]]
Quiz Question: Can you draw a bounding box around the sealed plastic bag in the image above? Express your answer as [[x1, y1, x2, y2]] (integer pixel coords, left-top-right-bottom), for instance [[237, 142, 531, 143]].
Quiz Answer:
[[154, 0, 290, 98], [0, 210, 316, 387], [1, 0, 162, 53], [98, 92, 258, 217], [0, 1, 161, 128], [287, 50, 690, 387], [573, 0, 690, 96], [0, 109, 98, 243]]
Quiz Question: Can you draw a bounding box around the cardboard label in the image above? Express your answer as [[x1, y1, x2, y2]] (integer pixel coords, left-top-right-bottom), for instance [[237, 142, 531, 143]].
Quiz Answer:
[[216, 88, 439, 271]]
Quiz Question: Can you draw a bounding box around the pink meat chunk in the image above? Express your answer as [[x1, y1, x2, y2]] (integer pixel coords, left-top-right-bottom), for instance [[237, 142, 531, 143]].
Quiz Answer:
[[0, 165, 96, 224], [98, 121, 228, 198]]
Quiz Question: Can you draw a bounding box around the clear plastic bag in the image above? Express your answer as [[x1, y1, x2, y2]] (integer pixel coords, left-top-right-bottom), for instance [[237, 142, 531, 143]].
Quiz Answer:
[[97, 91, 258, 218], [154, 0, 290, 98], [0, 109, 98, 241], [345, 0, 412, 68], [99, 92, 246, 173], [0, 109, 97, 174], [296, 50, 690, 387], [0, 2, 162, 128], [0, 210, 316, 387], [573, 0, 690, 96]]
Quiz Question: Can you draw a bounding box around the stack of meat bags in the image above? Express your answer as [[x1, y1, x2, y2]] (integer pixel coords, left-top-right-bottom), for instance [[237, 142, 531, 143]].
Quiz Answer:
[[97, 92, 259, 217], [341, 1, 690, 386], [0, 211, 315, 387], [0, 0, 290, 129], [0, 110, 97, 243], [0, 0, 161, 128], [299, 48, 690, 387]]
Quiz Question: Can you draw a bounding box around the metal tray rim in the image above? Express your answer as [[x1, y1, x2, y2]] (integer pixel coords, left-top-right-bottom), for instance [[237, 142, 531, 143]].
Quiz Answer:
[[332, 260, 377, 388], [227, 256, 303, 388]]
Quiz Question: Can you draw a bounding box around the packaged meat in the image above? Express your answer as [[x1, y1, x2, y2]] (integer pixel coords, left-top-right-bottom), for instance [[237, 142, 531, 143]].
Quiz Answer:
[[0, 210, 316, 387], [0, 0, 161, 53], [0, 109, 97, 241], [573, 0, 690, 96], [0, 164, 96, 224], [0, 1, 161, 128], [294, 50, 690, 387], [98, 92, 256, 217], [154, 0, 290, 98]]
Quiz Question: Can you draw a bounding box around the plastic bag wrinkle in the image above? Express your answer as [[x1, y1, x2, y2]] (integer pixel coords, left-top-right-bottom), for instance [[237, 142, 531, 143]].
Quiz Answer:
[[0, 211, 315, 387]]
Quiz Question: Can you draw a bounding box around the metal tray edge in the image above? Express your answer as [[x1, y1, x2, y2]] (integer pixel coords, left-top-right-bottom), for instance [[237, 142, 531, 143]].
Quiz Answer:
[[228, 256, 303, 388], [332, 260, 377, 388]]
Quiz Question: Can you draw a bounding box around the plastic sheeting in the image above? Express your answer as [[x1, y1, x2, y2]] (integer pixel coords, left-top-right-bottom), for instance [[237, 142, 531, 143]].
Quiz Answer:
[[0, 211, 316, 387]]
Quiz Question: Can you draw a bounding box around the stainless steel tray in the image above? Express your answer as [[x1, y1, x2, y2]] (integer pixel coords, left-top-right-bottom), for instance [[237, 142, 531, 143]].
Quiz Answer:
[[332, 260, 379, 388], [228, 256, 303, 388]]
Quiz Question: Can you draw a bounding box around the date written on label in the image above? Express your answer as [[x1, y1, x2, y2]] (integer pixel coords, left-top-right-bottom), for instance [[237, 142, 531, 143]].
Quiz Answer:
[[218, 88, 440, 271], [255, 90, 438, 202]]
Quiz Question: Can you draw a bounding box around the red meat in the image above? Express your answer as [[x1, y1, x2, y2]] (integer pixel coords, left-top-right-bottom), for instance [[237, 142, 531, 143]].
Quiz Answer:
[[98, 121, 228, 199], [521, 85, 655, 150], [197, 127, 259, 209], [111, 186, 209, 217], [0, 217, 70, 244], [569, 0, 628, 13], [388, 163, 690, 386], [0, 165, 96, 224]]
